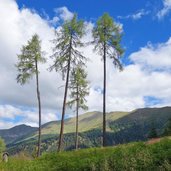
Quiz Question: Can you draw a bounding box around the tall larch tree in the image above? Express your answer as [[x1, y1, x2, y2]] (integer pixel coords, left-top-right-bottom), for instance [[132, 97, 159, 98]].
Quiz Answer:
[[16, 34, 45, 157], [92, 13, 124, 147], [67, 67, 89, 150], [50, 14, 86, 152]]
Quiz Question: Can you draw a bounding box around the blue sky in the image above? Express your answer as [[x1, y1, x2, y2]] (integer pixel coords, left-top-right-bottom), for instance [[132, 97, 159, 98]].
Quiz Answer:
[[0, 0, 171, 128], [16, 0, 171, 58]]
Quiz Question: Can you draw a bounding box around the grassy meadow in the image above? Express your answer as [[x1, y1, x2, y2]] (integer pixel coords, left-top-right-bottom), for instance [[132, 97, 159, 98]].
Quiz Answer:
[[1, 138, 171, 171]]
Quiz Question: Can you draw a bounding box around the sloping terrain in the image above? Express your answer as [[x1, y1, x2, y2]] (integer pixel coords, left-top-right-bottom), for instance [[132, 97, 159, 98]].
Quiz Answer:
[[14, 111, 128, 143], [108, 106, 171, 143], [36, 111, 128, 134], [1, 107, 170, 154], [0, 124, 37, 144], [1, 138, 171, 171]]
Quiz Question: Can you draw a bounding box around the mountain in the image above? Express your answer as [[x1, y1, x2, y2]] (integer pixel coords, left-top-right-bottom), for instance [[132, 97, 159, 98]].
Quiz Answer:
[[21, 111, 128, 141], [107, 106, 171, 144], [1, 107, 170, 154], [0, 124, 37, 144]]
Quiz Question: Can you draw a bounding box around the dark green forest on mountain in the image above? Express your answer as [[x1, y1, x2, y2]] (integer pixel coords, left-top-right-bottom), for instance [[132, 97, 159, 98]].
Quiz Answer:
[[0, 107, 170, 155]]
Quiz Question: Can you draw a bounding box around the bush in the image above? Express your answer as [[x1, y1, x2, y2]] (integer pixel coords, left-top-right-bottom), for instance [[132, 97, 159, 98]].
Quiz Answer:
[[0, 138, 171, 171], [0, 137, 6, 154]]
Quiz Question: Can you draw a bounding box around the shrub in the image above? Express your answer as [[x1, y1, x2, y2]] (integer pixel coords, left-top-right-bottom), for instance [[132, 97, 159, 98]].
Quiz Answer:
[[0, 137, 6, 154], [0, 138, 171, 171]]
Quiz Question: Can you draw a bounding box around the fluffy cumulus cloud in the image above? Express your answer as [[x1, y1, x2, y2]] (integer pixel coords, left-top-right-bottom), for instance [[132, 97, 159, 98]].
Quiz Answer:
[[49, 6, 74, 26], [157, 0, 171, 19], [54, 7, 74, 21], [0, 0, 61, 128], [0, 105, 58, 128], [130, 39, 171, 69], [0, 0, 171, 129]]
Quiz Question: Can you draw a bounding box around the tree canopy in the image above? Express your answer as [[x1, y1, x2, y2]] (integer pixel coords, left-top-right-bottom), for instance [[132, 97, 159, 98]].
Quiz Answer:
[[16, 34, 45, 85], [93, 13, 124, 70]]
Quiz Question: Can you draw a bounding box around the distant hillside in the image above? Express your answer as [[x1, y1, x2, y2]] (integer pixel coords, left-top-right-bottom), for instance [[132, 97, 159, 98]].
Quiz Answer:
[[22, 111, 128, 142], [107, 106, 171, 145], [0, 124, 37, 144], [1, 106, 171, 154]]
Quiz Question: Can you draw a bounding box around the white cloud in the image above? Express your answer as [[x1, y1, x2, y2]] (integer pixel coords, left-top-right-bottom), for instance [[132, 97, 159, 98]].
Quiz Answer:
[[49, 16, 59, 26], [118, 9, 150, 20], [0, 0, 170, 129], [130, 39, 171, 69], [54, 7, 74, 21], [0, 122, 15, 129], [157, 0, 171, 19], [0, 105, 21, 119], [0, 105, 58, 129], [47, 7, 74, 27]]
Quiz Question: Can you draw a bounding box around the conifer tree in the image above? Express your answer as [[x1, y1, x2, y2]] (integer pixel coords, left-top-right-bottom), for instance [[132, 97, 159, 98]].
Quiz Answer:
[[50, 14, 86, 151], [67, 67, 89, 150], [92, 13, 124, 147], [16, 34, 45, 157]]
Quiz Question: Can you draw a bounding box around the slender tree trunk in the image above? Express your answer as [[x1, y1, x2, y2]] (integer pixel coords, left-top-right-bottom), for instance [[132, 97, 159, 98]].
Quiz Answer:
[[103, 42, 106, 147], [75, 84, 79, 150], [35, 59, 42, 157], [58, 36, 72, 152]]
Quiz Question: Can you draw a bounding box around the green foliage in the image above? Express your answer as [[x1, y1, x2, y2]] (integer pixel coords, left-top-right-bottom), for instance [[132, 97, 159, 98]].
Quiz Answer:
[[92, 13, 124, 70], [16, 34, 45, 84], [50, 14, 86, 79], [16, 34, 45, 156], [5, 107, 171, 154], [148, 126, 158, 139], [163, 118, 171, 136], [67, 67, 89, 110], [50, 13, 87, 151], [0, 137, 6, 153], [1, 139, 171, 171]]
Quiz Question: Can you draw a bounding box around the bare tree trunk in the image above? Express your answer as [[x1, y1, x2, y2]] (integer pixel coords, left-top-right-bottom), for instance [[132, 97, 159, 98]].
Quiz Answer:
[[103, 42, 106, 147], [58, 37, 72, 152], [35, 59, 42, 157], [75, 84, 79, 150]]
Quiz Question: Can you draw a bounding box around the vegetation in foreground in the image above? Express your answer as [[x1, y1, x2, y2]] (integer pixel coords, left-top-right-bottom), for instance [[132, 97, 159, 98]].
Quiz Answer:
[[5, 107, 171, 155], [1, 138, 171, 171]]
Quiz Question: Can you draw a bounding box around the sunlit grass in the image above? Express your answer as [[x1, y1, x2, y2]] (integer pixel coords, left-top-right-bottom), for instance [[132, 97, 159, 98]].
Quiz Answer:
[[1, 138, 171, 171]]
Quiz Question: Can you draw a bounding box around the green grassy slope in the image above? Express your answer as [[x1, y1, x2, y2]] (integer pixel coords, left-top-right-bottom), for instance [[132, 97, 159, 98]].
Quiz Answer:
[[7, 106, 171, 155], [18, 111, 129, 143], [26, 106, 171, 141], [5, 107, 171, 146], [108, 107, 171, 142], [42, 111, 128, 133], [1, 138, 171, 171]]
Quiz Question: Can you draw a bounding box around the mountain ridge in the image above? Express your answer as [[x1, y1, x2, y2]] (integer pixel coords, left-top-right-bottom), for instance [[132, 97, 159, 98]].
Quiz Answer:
[[0, 124, 37, 144], [0, 106, 171, 154]]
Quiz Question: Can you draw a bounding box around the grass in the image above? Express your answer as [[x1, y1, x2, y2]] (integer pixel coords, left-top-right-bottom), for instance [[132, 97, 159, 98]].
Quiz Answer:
[[39, 111, 129, 134], [1, 138, 171, 171], [19, 111, 128, 143]]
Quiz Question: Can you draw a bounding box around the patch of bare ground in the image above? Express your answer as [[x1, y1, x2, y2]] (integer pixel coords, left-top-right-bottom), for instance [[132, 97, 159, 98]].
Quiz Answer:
[[146, 138, 161, 145]]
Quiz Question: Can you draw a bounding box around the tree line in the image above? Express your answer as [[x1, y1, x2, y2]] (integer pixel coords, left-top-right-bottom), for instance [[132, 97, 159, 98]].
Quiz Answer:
[[16, 13, 124, 157]]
